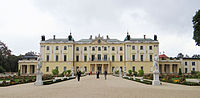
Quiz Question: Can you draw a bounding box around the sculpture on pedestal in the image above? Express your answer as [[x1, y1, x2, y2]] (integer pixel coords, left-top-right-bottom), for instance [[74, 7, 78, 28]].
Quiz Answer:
[[152, 55, 160, 86], [119, 68, 122, 77], [72, 66, 75, 77], [123, 66, 126, 77], [34, 56, 43, 86]]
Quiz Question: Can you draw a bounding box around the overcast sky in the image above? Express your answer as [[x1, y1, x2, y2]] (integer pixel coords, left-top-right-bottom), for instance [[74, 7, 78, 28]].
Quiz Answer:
[[0, 0, 200, 57]]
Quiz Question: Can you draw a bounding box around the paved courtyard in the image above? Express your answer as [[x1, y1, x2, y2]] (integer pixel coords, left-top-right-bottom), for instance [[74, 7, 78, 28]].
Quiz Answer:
[[0, 75, 200, 98]]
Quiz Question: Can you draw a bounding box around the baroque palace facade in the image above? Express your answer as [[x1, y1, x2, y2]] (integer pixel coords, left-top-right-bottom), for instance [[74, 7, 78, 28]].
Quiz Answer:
[[18, 33, 200, 75]]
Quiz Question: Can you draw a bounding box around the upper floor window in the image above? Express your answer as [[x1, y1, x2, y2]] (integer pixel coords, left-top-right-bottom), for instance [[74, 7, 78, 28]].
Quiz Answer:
[[185, 62, 187, 66], [132, 55, 135, 61], [98, 47, 101, 51], [46, 46, 49, 50], [76, 47, 79, 51], [64, 46, 67, 50], [64, 55, 67, 61], [46, 55, 49, 62], [120, 55, 123, 61], [104, 47, 107, 51], [56, 46, 59, 50], [104, 55, 107, 61], [112, 47, 115, 51], [84, 55, 87, 62], [76, 55, 79, 61], [84, 47, 87, 51], [120, 47, 123, 51], [140, 55, 143, 61], [192, 62, 195, 66], [91, 55, 95, 61], [149, 46, 152, 50], [98, 54, 101, 61], [150, 55, 153, 61], [132, 46, 135, 50], [112, 55, 115, 61], [140, 46, 143, 50], [92, 47, 95, 51], [56, 55, 58, 62]]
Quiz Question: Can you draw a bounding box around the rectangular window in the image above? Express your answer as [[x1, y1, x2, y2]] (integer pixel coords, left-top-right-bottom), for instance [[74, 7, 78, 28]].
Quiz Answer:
[[91, 55, 95, 61], [46, 67, 49, 72], [132, 55, 135, 61], [84, 47, 87, 51], [192, 62, 195, 66], [56, 46, 59, 50], [104, 47, 107, 51], [76, 47, 79, 51], [98, 54, 101, 61], [132, 46, 135, 50], [112, 55, 115, 61], [185, 68, 187, 73], [120, 47, 123, 51], [46, 55, 49, 62], [112, 67, 114, 72], [98, 47, 101, 51], [112, 47, 115, 51], [150, 55, 152, 61], [132, 66, 135, 72], [149, 46, 152, 50], [84, 55, 87, 62], [140, 46, 143, 50], [120, 55, 123, 61], [64, 55, 67, 61], [76, 55, 79, 61], [56, 55, 58, 62], [56, 66, 58, 70], [193, 68, 195, 71], [104, 55, 107, 61], [185, 62, 187, 66], [46, 46, 49, 50], [64, 66, 66, 71], [64, 46, 67, 50], [141, 66, 143, 70], [140, 55, 143, 61], [92, 47, 95, 51]]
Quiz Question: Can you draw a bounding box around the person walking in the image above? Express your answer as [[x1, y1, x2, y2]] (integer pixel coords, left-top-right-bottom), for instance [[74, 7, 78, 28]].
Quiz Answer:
[[104, 70, 107, 80], [77, 69, 81, 82], [96, 70, 100, 79]]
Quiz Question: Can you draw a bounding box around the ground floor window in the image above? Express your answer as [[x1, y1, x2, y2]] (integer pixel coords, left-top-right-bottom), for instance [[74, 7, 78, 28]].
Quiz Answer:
[[192, 68, 195, 71], [120, 66, 123, 72], [112, 67, 114, 72], [46, 67, 49, 72], [64, 66, 66, 71], [84, 66, 87, 72], [185, 68, 187, 73], [132, 66, 135, 72], [141, 66, 143, 70]]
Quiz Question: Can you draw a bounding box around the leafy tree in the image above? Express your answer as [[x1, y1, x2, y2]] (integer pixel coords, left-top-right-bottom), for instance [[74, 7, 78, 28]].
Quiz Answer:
[[138, 70, 144, 76], [0, 66, 6, 73], [52, 68, 59, 76], [177, 53, 184, 59], [192, 9, 200, 46], [128, 70, 132, 75], [192, 54, 200, 58]]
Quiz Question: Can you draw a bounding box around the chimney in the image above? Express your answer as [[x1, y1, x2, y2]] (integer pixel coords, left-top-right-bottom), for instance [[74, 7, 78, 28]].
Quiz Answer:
[[53, 35, 55, 40], [154, 35, 157, 40], [107, 35, 109, 39], [41, 35, 45, 41], [144, 35, 146, 39], [90, 35, 92, 39]]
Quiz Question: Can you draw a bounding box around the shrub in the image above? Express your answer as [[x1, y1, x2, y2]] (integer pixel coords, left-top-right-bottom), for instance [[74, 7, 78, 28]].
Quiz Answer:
[[115, 70, 119, 74], [52, 68, 59, 76], [178, 68, 182, 75], [133, 71, 138, 76], [197, 72, 200, 78], [138, 70, 144, 77], [128, 70, 132, 75], [67, 70, 71, 75], [191, 71, 197, 75]]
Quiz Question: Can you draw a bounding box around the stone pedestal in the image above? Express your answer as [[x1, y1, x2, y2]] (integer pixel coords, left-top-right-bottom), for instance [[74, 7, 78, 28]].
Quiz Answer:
[[123, 66, 126, 77], [72, 66, 75, 77], [133, 75, 136, 80], [34, 71, 43, 86], [113, 68, 115, 75], [119, 69, 122, 77], [152, 70, 160, 86]]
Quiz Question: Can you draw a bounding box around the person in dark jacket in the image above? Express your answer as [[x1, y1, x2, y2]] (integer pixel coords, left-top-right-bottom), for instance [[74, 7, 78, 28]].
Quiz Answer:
[[96, 70, 100, 79], [104, 70, 107, 80], [77, 70, 81, 82]]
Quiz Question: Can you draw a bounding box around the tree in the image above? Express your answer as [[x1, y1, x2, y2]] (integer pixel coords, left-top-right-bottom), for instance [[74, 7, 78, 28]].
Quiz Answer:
[[192, 9, 200, 46], [192, 54, 200, 58], [177, 53, 184, 59], [52, 68, 59, 76], [138, 70, 144, 77]]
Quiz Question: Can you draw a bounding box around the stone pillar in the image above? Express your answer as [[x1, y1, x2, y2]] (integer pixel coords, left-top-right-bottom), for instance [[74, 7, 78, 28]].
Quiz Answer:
[[102, 64, 104, 74], [169, 64, 173, 74], [162, 64, 165, 74]]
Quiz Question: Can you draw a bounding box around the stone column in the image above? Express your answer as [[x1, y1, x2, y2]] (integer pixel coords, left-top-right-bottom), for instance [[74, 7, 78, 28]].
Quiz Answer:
[[27, 65, 30, 74], [162, 64, 165, 74], [169, 64, 173, 74]]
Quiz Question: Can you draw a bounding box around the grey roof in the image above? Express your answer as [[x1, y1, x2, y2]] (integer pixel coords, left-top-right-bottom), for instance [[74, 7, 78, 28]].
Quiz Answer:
[[43, 38, 71, 43], [129, 38, 155, 42]]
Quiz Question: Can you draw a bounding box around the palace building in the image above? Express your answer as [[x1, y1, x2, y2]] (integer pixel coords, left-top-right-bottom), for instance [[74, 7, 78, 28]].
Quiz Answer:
[[18, 33, 200, 75]]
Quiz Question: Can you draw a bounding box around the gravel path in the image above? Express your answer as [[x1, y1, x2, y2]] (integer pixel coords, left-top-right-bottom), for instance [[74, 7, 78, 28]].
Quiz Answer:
[[0, 75, 200, 98]]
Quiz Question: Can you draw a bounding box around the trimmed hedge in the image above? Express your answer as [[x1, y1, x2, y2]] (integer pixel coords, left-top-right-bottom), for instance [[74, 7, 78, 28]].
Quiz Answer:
[[43, 77, 76, 85], [123, 77, 152, 85]]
